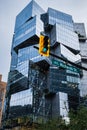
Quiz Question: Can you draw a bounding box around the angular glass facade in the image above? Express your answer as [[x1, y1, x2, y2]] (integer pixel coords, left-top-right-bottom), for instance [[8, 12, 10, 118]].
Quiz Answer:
[[60, 44, 81, 63], [48, 8, 73, 30], [74, 23, 86, 40], [3, 0, 82, 127], [15, 0, 44, 31], [3, 0, 45, 122], [50, 23, 80, 53], [74, 23, 87, 96], [13, 16, 43, 48], [9, 88, 32, 118], [55, 24, 80, 51]]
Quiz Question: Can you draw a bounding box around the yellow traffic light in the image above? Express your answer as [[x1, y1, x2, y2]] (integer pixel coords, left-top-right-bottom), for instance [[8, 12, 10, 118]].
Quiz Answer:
[[39, 35, 50, 57]]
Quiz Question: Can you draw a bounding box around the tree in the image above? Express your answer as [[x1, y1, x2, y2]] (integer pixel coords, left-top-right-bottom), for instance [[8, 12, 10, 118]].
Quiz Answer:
[[68, 106, 87, 130], [36, 106, 87, 130], [36, 117, 69, 130]]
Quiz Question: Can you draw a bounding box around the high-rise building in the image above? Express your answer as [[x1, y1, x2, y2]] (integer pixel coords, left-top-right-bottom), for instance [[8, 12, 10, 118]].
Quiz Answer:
[[74, 23, 87, 96], [0, 75, 6, 126], [3, 0, 84, 128], [3, 1, 45, 127]]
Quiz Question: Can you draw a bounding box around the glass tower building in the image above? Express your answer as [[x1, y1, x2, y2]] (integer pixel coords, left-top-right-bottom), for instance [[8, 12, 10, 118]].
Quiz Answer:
[[3, 0, 45, 121], [74, 23, 87, 96], [3, 0, 82, 127]]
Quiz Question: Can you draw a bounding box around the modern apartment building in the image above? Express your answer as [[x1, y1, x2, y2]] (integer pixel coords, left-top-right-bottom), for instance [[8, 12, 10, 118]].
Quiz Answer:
[[3, 0, 86, 128], [0, 75, 6, 126]]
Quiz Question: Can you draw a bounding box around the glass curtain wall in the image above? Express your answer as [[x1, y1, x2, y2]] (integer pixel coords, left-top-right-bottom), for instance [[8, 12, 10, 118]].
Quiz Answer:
[[4, 0, 45, 120]]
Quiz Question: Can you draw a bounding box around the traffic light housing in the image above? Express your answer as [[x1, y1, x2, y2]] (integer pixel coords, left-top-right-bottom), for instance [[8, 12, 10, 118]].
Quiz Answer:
[[39, 35, 50, 56]]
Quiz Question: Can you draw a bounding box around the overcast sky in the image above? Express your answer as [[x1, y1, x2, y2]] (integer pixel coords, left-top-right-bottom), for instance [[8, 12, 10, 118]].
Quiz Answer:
[[0, 0, 87, 82]]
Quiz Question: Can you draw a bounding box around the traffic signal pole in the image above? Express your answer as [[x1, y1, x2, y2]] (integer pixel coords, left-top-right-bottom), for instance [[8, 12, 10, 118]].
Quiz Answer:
[[34, 46, 87, 71]]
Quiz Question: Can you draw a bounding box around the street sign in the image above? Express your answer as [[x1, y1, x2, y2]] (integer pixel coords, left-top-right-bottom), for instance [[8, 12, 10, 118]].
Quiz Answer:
[[52, 59, 80, 73]]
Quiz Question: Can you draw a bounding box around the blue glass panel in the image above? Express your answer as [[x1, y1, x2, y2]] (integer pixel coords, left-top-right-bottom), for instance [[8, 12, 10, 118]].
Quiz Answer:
[[51, 23, 80, 51], [15, 0, 45, 31], [13, 16, 37, 48], [9, 88, 32, 118], [17, 45, 39, 65], [48, 8, 74, 31]]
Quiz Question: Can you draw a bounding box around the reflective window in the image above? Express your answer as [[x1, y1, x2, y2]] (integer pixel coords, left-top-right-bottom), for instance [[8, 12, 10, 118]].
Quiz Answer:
[[59, 92, 69, 118], [13, 16, 36, 48], [74, 23, 86, 38], [48, 8, 74, 31], [9, 88, 32, 118], [13, 16, 43, 48], [10, 50, 18, 70], [10, 88, 32, 107], [67, 75, 80, 84], [13, 0, 44, 48], [17, 45, 39, 65], [60, 44, 81, 62], [55, 24, 80, 51], [15, 0, 44, 31]]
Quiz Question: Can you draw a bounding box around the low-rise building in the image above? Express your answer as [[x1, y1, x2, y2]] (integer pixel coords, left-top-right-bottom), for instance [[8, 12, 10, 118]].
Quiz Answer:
[[0, 75, 6, 126]]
